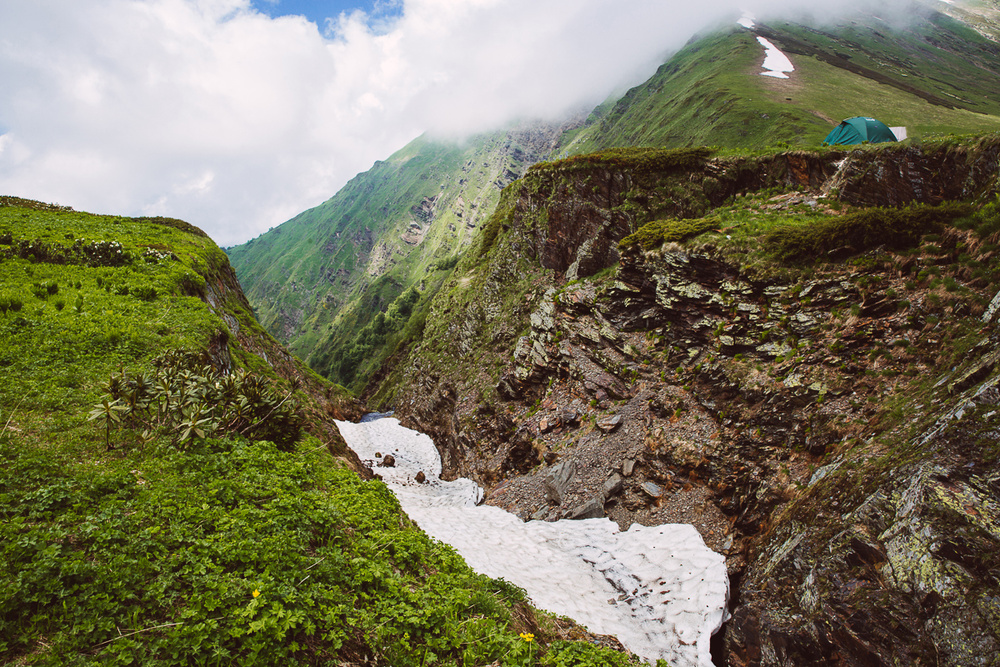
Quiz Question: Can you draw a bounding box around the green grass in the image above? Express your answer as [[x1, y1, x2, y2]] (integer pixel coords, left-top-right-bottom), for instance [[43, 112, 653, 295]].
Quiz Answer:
[[529, 147, 714, 175], [776, 52, 1000, 138], [0, 199, 637, 666], [618, 216, 722, 252], [227, 131, 537, 391], [764, 202, 975, 262], [1, 432, 549, 665], [559, 16, 1000, 158]]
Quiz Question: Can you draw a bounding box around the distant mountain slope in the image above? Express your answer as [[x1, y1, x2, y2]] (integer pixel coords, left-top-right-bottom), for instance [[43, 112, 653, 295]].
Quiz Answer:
[[559, 8, 1000, 155], [229, 4, 1000, 394], [227, 121, 574, 389]]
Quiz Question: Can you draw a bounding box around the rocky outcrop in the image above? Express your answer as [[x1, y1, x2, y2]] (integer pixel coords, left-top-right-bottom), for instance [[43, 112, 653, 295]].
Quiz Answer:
[[373, 138, 1000, 665]]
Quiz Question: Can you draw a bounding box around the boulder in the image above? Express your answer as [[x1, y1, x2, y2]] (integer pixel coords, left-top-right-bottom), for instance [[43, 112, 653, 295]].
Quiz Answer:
[[565, 496, 605, 520], [596, 414, 623, 433], [603, 473, 624, 497], [640, 481, 663, 499], [544, 460, 576, 505], [380, 454, 396, 468]]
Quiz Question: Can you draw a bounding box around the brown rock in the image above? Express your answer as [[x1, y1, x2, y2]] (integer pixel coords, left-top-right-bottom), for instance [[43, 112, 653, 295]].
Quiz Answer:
[[596, 414, 623, 433]]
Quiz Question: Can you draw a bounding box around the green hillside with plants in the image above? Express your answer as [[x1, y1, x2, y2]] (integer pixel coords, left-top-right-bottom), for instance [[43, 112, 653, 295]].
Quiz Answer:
[[0, 197, 627, 666], [558, 11, 1000, 156]]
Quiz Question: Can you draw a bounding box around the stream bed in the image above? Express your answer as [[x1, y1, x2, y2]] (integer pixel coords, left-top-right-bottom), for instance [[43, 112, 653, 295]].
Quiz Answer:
[[335, 416, 728, 667]]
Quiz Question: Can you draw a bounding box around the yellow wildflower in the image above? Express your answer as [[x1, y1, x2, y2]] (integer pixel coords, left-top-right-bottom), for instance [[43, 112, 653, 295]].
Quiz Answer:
[[519, 632, 534, 642], [252, 589, 260, 598]]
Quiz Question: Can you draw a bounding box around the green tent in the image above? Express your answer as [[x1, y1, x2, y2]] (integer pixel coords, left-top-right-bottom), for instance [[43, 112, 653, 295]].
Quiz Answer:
[[823, 117, 898, 146]]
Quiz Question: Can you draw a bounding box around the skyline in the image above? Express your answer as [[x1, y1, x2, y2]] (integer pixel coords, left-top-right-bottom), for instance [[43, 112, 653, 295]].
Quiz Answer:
[[1, 0, 907, 246]]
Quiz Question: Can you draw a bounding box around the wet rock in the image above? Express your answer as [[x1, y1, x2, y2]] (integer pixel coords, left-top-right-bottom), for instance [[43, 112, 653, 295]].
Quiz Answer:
[[544, 460, 576, 505], [380, 454, 396, 467], [530, 506, 550, 521], [597, 414, 623, 433], [641, 481, 663, 499], [415, 471, 426, 483], [603, 473, 624, 497], [565, 496, 605, 520]]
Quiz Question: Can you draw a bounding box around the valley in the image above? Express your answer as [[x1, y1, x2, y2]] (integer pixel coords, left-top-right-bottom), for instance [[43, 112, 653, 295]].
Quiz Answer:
[[5, 2, 1000, 665]]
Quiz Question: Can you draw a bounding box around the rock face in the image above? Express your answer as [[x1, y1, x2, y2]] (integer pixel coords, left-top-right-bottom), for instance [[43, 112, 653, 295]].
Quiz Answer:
[[372, 140, 1000, 665]]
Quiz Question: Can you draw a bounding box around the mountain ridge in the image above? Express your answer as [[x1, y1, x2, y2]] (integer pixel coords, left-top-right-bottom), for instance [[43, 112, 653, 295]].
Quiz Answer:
[[230, 6, 1000, 395]]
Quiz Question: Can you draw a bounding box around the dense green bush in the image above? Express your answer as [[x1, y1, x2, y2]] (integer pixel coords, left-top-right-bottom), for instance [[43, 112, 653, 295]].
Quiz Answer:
[[91, 349, 303, 451], [0, 294, 23, 313], [765, 201, 974, 262], [619, 216, 720, 251]]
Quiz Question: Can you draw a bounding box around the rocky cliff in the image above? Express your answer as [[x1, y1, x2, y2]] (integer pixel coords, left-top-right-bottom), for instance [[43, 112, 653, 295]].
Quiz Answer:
[[370, 137, 1000, 665]]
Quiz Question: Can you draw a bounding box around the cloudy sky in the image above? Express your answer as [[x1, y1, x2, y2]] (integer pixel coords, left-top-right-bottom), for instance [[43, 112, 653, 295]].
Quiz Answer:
[[0, 0, 859, 246]]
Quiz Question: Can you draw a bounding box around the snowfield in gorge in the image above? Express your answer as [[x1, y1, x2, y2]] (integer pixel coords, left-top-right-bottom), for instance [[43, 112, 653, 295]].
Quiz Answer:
[[336, 416, 729, 667]]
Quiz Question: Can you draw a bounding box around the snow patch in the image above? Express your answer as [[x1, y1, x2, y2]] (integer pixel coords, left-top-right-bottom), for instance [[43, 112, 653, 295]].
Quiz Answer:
[[756, 36, 794, 79], [737, 14, 755, 29], [336, 417, 729, 667]]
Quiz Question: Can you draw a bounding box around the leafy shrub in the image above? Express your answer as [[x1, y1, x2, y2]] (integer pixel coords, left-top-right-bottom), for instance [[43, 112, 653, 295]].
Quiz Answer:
[[433, 255, 461, 271], [765, 202, 974, 262], [90, 349, 304, 451], [132, 285, 158, 301], [539, 640, 637, 666], [0, 294, 24, 314]]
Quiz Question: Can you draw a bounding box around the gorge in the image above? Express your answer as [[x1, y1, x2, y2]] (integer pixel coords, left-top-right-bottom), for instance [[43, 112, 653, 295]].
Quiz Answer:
[[5, 3, 1000, 665], [336, 415, 729, 667]]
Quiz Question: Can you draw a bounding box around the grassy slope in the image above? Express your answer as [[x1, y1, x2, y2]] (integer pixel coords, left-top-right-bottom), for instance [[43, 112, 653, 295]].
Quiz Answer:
[[0, 200, 624, 666], [559, 11, 1000, 157], [228, 129, 545, 392]]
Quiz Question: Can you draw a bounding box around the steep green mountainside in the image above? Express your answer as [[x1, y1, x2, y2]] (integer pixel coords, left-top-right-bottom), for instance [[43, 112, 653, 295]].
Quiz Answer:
[[559, 8, 1000, 155], [230, 5, 1000, 397], [369, 136, 1000, 664], [939, 0, 1000, 39], [227, 122, 574, 390], [0, 198, 623, 665]]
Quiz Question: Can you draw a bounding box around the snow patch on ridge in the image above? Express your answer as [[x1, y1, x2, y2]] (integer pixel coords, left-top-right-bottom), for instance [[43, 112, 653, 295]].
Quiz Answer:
[[336, 417, 729, 667], [756, 36, 794, 78]]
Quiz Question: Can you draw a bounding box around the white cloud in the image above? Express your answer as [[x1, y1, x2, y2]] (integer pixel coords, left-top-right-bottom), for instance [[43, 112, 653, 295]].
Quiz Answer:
[[0, 0, 881, 245]]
